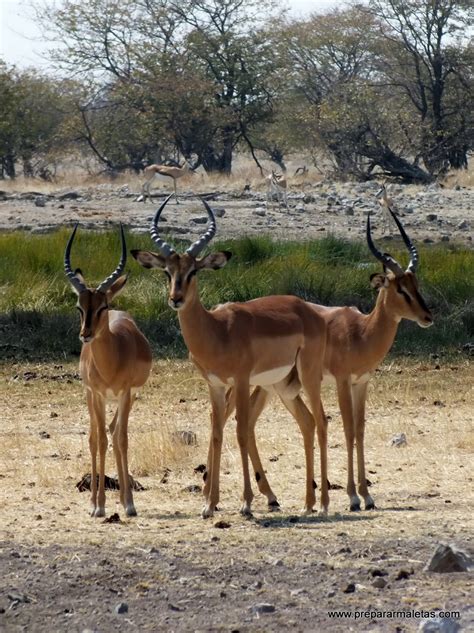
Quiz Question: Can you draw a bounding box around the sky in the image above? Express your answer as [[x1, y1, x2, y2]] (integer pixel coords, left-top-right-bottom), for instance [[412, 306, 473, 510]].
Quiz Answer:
[[0, 0, 339, 71]]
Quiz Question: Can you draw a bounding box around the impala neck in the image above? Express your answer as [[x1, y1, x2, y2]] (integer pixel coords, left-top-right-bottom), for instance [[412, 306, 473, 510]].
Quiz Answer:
[[177, 281, 217, 360], [87, 314, 117, 363], [365, 288, 400, 363]]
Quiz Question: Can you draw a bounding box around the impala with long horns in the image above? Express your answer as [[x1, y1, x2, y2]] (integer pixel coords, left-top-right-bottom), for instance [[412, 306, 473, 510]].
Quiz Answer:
[[65, 225, 152, 517], [227, 207, 433, 512], [132, 195, 329, 518]]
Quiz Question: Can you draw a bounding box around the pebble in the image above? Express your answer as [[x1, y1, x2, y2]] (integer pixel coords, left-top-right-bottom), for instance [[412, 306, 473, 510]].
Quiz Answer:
[[389, 432, 407, 447], [419, 617, 460, 632], [191, 216, 208, 224], [372, 577, 387, 588], [343, 582, 356, 593], [457, 220, 468, 230], [35, 196, 46, 207], [425, 543, 473, 573], [115, 602, 128, 614], [249, 603, 276, 614]]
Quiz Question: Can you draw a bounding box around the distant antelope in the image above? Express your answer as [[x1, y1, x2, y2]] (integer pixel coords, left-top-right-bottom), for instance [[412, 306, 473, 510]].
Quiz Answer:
[[138, 161, 194, 204], [294, 165, 308, 177], [376, 183, 400, 235], [266, 170, 288, 210]]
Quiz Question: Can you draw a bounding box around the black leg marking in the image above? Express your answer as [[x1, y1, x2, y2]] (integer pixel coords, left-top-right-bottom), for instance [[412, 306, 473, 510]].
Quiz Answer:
[[203, 471, 207, 482], [255, 471, 261, 482], [312, 479, 317, 490]]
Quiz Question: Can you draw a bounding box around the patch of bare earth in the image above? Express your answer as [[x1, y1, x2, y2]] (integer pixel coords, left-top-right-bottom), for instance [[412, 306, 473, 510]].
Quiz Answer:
[[0, 359, 473, 631]]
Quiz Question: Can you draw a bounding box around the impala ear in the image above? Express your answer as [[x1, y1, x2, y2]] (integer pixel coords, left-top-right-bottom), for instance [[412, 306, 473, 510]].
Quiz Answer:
[[106, 274, 128, 301], [370, 273, 389, 289], [196, 251, 232, 270], [131, 249, 167, 269]]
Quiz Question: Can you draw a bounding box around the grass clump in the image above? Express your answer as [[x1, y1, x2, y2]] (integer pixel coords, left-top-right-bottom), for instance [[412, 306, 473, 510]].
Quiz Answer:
[[0, 230, 472, 361]]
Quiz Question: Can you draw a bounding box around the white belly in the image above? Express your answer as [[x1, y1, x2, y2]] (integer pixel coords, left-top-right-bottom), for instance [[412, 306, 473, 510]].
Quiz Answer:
[[322, 372, 371, 386], [207, 365, 293, 388], [152, 173, 175, 185]]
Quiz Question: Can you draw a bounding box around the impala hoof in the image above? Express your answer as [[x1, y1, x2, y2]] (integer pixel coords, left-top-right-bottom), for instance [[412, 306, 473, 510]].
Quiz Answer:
[[365, 497, 376, 511], [125, 504, 137, 517], [93, 507, 105, 518], [268, 500, 281, 512], [350, 502, 361, 512], [202, 505, 214, 519], [318, 507, 328, 517], [240, 504, 253, 518]]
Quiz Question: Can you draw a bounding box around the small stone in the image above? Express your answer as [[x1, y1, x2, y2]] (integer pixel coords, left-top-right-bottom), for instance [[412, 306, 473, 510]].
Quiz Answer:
[[35, 196, 46, 207], [191, 216, 208, 224], [214, 207, 226, 217], [50, 412, 59, 418], [39, 431, 50, 439], [174, 430, 197, 445], [343, 582, 356, 593], [250, 603, 276, 614], [214, 520, 231, 529], [440, 235, 450, 242], [426, 213, 437, 221], [254, 208, 266, 216], [372, 577, 387, 588], [115, 602, 128, 614], [344, 206, 354, 216], [419, 617, 460, 632], [425, 543, 473, 573], [457, 220, 468, 230], [272, 559, 284, 566], [389, 432, 407, 447], [182, 484, 201, 494], [395, 568, 413, 580], [370, 568, 388, 577]]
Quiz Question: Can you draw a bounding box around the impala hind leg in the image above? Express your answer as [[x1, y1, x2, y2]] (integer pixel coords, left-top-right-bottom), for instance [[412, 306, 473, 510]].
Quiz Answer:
[[279, 394, 317, 514], [297, 353, 329, 514], [203, 385, 226, 518], [352, 382, 374, 510], [86, 391, 99, 516], [235, 380, 254, 517], [337, 379, 360, 511], [112, 391, 136, 516]]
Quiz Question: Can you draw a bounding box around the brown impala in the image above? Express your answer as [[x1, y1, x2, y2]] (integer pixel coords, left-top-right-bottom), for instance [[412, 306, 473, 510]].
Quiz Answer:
[[132, 195, 329, 518], [226, 208, 433, 512], [65, 225, 152, 517]]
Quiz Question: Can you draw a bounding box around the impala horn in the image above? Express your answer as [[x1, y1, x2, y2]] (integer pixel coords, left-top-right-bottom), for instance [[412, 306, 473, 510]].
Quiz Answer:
[[186, 197, 217, 257], [150, 194, 176, 257], [64, 223, 87, 293], [366, 213, 404, 277], [387, 207, 419, 273], [96, 223, 127, 293]]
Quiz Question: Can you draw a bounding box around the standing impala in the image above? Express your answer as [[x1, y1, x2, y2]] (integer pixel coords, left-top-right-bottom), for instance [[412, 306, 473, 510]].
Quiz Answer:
[[65, 225, 152, 517], [138, 161, 194, 204], [230, 209, 433, 512], [132, 195, 329, 518]]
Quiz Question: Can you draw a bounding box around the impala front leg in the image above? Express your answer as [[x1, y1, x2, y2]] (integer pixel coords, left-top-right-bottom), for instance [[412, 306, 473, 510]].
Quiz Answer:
[[235, 380, 254, 517], [90, 393, 107, 517], [86, 390, 99, 516], [203, 385, 226, 518], [113, 390, 136, 517], [352, 382, 375, 510], [337, 379, 360, 511]]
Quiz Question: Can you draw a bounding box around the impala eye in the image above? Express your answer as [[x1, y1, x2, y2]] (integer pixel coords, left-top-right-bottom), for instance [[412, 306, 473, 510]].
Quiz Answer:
[[187, 269, 197, 280]]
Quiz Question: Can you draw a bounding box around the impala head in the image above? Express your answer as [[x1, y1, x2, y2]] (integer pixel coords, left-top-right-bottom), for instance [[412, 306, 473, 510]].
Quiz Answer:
[[131, 194, 231, 311], [367, 209, 433, 328], [64, 224, 128, 342]]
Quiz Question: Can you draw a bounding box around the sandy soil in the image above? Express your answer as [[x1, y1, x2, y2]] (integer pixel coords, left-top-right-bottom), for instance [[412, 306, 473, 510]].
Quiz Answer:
[[0, 178, 472, 246], [1, 359, 473, 632]]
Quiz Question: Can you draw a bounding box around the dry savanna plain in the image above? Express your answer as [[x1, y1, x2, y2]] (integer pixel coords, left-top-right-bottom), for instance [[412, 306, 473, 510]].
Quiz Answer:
[[0, 165, 473, 632]]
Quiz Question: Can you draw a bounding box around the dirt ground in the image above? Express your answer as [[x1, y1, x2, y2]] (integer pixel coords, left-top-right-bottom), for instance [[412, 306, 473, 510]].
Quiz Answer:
[[1, 359, 473, 632], [0, 174, 472, 246]]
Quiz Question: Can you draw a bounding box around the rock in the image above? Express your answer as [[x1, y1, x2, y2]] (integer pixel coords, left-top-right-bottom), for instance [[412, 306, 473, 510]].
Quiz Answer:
[[191, 216, 208, 224], [344, 206, 354, 216], [426, 214, 438, 221], [39, 431, 50, 439], [457, 220, 468, 230], [423, 238, 434, 244], [440, 235, 450, 242], [35, 196, 47, 207], [343, 582, 356, 593], [58, 191, 80, 201], [372, 577, 387, 588], [370, 568, 388, 577], [214, 520, 231, 529], [250, 603, 276, 614], [254, 208, 266, 216], [173, 430, 197, 445], [50, 411, 58, 418], [214, 207, 226, 217], [115, 602, 128, 614], [389, 432, 407, 447], [395, 568, 414, 580], [419, 617, 460, 632], [182, 484, 201, 494], [425, 543, 474, 573]]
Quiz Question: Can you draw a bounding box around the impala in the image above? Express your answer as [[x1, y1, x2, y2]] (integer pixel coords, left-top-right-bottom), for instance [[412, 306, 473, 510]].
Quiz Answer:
[[65, 224, 152, 517], [132, 195, 329, 518], [266, 170, 288, 210], [138, 161, 194, 204], [229, 209, 433, 511], [376, 183, 399, 235]]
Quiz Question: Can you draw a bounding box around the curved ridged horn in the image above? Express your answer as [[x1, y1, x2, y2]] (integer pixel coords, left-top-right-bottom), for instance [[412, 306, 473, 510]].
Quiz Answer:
[[96, 223, 128, 293], [186, 197, 217, 257], [64, 224, 87, 293], [150, 194, 175, 257], [387, 207, 419, 273], [366, 213, 404, 277]]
